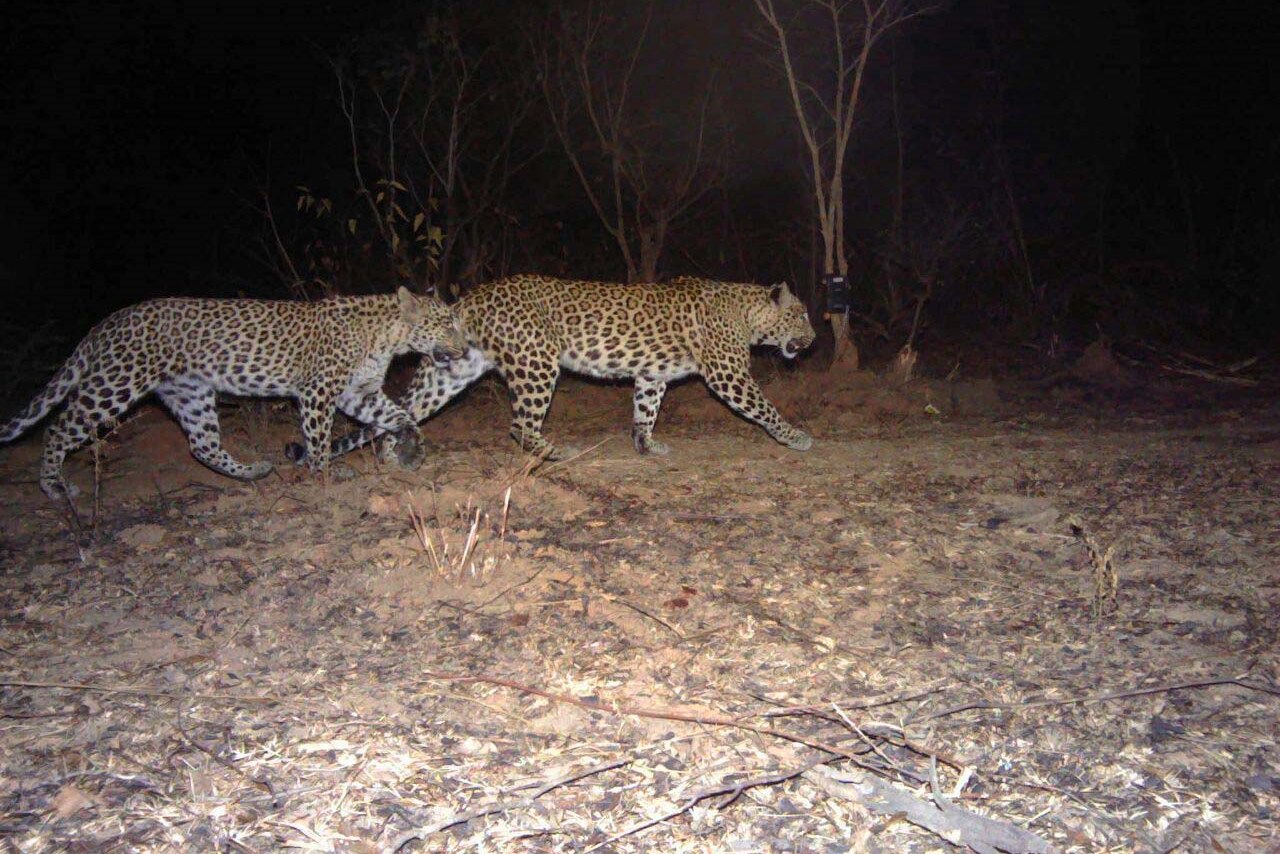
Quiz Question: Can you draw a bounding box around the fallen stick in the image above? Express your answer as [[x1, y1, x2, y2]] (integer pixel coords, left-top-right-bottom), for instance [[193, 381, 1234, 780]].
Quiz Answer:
[[420, 670, 872, 761], [804, 764, 1057, 854], [757, 682, 946, 717], [1165, 365, 1258, 386], [918, 675, 1279, 723], [421, 671, 1055, 851], [387, 757, 630, 852], [0, 679, 276, 704], [586, 757, 827, 852]]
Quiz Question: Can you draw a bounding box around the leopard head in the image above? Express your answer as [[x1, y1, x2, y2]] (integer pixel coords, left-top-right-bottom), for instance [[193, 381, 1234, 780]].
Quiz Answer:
[[755, 283, 815, 359], [397, 286, 470, 367]]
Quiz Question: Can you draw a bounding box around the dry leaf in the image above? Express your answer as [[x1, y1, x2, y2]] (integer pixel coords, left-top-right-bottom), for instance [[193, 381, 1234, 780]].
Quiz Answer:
[[51, 784, 93, 819]]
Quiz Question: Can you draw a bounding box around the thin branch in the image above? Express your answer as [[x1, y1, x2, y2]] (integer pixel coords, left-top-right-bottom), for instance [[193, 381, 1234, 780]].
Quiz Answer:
[[2, 679, 276, 704], [333, 64, 397, 258], [388, 758, 630, 851], [259, 189, 305, 297], [586, 757, 825, 852], [918, 676, 1279, 723], [420, 670, 881, 762]]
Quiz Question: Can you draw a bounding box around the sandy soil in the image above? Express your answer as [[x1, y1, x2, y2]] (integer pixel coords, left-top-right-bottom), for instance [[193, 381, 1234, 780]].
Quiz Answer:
[[1, 362, 1277, 853]]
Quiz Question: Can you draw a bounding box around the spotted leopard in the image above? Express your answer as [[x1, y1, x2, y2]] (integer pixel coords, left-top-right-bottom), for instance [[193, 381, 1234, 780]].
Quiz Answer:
[[298, 274, 815, 465], [1, 287, 468, 499]]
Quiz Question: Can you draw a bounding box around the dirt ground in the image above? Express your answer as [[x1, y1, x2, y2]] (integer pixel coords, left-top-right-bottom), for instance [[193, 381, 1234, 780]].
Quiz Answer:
[[2, 360, 1278, 853]]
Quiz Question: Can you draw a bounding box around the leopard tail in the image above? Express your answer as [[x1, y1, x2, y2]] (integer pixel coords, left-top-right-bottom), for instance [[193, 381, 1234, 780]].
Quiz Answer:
[[0, 341, 88, 442]]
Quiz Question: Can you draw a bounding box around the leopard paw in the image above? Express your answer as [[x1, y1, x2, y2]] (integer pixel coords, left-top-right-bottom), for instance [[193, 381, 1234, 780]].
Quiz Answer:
[[784, 431, 813, 452]]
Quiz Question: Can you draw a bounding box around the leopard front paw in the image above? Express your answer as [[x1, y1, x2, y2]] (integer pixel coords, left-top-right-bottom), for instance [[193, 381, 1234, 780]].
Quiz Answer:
[[392, 428, 427, 470], [632, 428, 670, 456], [41, 478, 80, 501]]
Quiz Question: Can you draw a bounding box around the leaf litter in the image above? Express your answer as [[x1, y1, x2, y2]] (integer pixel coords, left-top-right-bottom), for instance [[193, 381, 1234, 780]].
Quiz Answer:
[[0, 369, 1277, 852]]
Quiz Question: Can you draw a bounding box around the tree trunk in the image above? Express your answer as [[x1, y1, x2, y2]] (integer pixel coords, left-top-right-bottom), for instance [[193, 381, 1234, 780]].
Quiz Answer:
[[636, 221, 665, 283], [829, 312, 858, 370], [826, 192, 859, 371]]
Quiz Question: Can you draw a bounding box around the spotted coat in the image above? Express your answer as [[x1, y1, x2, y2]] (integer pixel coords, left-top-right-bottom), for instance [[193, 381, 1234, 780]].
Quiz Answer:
[[314, 274, 816, 465], [0, 287, 468, 499]]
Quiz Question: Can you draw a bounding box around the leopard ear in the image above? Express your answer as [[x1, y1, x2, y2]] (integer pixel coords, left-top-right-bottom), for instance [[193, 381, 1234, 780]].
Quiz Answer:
[[770, 282, 795, 306], [397, 286, 423, 321]]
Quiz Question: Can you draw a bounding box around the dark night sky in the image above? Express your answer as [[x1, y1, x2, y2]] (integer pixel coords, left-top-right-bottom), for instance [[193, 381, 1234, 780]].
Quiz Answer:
[[0, 0, 1275, 334], [1, 0, 379, 319]]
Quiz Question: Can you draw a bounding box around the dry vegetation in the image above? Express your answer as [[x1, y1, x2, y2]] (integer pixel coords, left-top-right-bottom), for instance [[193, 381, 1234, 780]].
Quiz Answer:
[[2, 362, 1278, 853]]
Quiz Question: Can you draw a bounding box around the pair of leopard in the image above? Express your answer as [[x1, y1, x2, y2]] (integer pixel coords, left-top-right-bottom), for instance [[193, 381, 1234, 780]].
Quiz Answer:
[[290, 274, 816, 467], [0, 287, 468, 499]]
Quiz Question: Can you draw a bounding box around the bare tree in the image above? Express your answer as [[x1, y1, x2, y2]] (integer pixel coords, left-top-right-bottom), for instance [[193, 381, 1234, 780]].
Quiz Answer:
[[264, 13, 541, 297], [753, 0, 939, 368], [539, 3, 723, 283], [399, 23, 546, 293]]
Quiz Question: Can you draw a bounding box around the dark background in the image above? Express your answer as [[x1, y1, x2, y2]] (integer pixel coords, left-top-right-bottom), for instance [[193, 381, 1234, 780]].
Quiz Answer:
[[1, 0, 1275, 369]]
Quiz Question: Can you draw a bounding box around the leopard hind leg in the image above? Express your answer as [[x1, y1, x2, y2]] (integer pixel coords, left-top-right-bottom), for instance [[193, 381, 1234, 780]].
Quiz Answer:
[[156, 378, 273, 481], [38, 368, 156, 499]]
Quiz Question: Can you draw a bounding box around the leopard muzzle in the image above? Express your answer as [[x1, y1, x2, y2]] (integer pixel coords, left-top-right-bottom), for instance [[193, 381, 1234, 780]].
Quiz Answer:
[[430, 343, 468, 367]]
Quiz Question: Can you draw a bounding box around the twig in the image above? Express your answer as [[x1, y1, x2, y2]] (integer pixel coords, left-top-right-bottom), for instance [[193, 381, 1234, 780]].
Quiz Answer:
[[218, 613, 255, 652], [471, 564, 548, 612], [458, 506, 482, 570], [387, 758, 629, 852], [833, 702, 904, 775], [538, 437, 609, 476], [499, 484, 512, 539], [1164, 365, 1258, 386], [918, 676, 1279, 723], [174, 707, 281, 809], [601, 592, 684, 638], [420, 670, 877, 761], [423, 670, 745, 727], [1133, 343, 1261, 385], [1068, 517, 1118, 619], [670, 512, 761, 523], [587, 757, 826, 852], [0, 680, 276, 704], [758, 683, 946, 717]]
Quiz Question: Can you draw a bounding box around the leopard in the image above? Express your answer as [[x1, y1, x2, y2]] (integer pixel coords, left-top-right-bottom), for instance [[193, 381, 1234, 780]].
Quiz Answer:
[[291, 274, 816, 467], [0, 287, 469, 500]]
